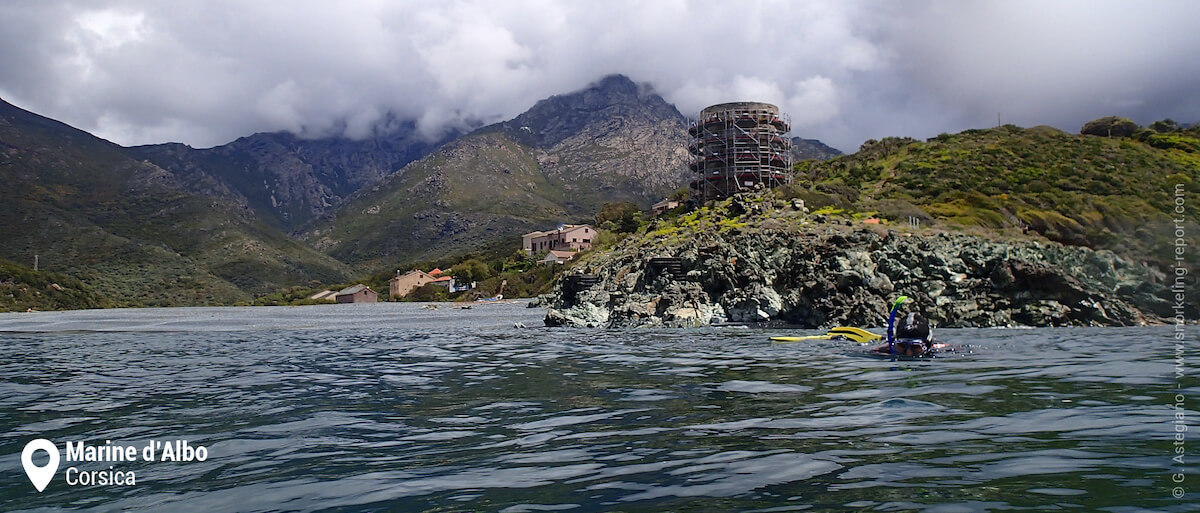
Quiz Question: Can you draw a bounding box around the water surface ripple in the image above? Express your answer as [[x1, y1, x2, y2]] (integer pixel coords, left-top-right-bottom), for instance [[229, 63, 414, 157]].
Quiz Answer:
[[0, 303, 1195, 512]]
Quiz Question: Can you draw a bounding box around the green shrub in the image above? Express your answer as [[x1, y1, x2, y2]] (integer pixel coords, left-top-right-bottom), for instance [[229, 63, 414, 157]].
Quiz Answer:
[[406, 283, 450, 302], [816, 182, 861, 204], [1080, 116, 1140, 138], [1149, 119, 1181, 133], [595, 201, 643, 233], [1146, 133, 1200, 152], [449, 258, 493, 283]]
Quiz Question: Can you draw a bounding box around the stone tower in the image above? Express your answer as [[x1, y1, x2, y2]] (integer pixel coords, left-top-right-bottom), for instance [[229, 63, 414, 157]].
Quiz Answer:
[[688, 102, 792, 202]]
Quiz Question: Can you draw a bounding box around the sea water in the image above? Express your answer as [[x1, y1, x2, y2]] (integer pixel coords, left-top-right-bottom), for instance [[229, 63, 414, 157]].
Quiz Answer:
[[0, 302, 1196, 512]]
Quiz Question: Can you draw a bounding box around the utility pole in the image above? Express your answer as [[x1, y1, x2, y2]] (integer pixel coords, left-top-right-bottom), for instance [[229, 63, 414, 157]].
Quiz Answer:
[[33, 254, 38, 272]]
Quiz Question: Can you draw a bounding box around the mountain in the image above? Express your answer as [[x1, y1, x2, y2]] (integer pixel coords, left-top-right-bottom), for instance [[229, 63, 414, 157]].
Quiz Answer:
[[0, 98, 352, 307], [791, 137, 842, 161], [125, 118, 455, 230], [491, 75, 692, 208], [302, 75, 694, 267], [0, 77, 854, 308]]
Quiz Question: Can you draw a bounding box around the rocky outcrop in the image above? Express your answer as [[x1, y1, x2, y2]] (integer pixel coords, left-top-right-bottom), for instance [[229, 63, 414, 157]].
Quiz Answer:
[[545, 192, 1172, 328]]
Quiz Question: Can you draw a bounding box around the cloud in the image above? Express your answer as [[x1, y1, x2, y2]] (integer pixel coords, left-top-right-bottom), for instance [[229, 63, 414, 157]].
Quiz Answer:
[[0, 0, 1198, 152], [875, 1, 1200, 136], [789, 77, 840, 127]]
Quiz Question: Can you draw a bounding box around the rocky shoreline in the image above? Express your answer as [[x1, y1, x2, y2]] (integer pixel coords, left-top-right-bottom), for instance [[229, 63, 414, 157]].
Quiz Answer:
[[543, 194, 1176, 329]]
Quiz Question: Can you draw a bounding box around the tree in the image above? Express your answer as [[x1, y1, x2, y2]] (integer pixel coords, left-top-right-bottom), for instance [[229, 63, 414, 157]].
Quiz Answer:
[[502, 249, 539, 273], [407, 283, 449, 302], [595, 202, 642, 233], [449, 258, 491, 283], [1149, 118, 1181, 133], [1080, 116, 1140, 138]]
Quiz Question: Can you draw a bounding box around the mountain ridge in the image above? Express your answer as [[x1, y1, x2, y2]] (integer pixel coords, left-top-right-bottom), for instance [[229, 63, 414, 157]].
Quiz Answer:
[[0, 80, 864, 309], [0, 97, 352, 307], [125, 119, 458, 230], [791, 137, 842, 161], [301, 75, 695, 268]]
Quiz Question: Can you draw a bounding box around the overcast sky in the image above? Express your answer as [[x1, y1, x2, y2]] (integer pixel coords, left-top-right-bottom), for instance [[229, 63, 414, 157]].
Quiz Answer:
[[1, 0, 1198, 152]]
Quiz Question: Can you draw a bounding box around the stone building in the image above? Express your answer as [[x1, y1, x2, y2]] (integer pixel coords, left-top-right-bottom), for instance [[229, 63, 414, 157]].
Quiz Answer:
[[335, 284, 378, 303], [522, 224, 595, 255], [389, 270, 437, 299]]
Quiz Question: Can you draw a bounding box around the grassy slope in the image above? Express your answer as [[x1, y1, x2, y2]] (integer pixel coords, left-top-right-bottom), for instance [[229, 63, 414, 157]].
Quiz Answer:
[[0, 257, 114, 311], [0, 99, 352, 308], [796, 124, 1200, 268], [304, 132, 574, 269]]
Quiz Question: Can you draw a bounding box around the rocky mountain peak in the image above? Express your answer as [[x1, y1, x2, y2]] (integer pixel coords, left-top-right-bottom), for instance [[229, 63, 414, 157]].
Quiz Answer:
[[501, 74, 685, 148], [126, 115, 456, 230], [790, 137, 843, 161]]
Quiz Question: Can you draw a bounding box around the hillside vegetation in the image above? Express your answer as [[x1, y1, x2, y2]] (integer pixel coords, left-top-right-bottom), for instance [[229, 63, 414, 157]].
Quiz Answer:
[[790, 121, 1200, 268], [5, 78, 1197, 313], [0, 98, 353, 309], [0, 257, 113, 311], [304, 132, 574, 268]]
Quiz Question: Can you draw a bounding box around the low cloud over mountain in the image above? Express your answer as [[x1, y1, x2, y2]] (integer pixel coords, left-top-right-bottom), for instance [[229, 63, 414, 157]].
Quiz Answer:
[[1, 1, 1198, 152]]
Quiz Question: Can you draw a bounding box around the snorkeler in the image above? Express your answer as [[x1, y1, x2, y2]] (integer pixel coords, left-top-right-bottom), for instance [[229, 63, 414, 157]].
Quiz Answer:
[[770, 295, 948, 357], [873, 296, 936, 356], [884, 311, 934, 356]]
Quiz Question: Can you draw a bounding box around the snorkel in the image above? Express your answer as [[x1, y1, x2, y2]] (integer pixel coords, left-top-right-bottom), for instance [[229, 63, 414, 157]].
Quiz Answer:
[[887, 295, 907, 355]]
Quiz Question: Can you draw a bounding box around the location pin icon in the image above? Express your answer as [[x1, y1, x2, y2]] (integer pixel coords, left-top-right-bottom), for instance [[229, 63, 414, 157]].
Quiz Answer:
[[22, 439, 59, 492]]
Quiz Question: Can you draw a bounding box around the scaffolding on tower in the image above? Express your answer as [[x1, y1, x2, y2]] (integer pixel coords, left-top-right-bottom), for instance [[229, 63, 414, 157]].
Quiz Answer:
[[687, 102, 792, 203]]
